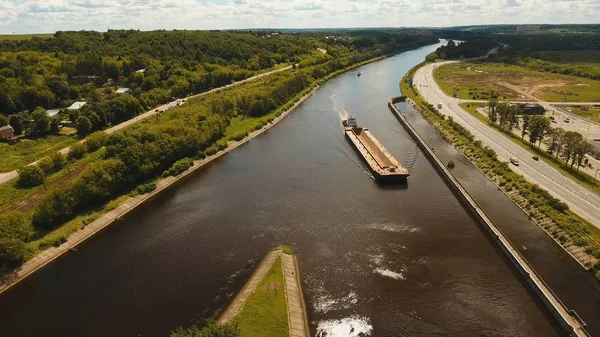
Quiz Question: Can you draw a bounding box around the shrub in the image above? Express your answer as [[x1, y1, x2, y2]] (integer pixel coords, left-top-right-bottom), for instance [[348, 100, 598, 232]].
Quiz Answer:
[[68, 142, 88, 160], [50, 152, 67, 171], [447, 160, 455, 169], [136, 181, 157, 195], [86, 132, 108, 152], [0, 238, 26, 270], [37, 157, 55, 175], [163, 158, 194, 177], [17, 165, 45, 188], [170, 321, 239, 337]]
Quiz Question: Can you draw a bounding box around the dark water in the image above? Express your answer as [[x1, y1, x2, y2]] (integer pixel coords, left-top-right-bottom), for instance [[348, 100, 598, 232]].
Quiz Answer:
[[0, 42, 594, 337]]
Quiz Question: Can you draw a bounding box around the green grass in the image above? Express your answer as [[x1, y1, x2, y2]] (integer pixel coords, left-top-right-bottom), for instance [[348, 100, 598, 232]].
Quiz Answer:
[[458, 103, 600, 194], [0, 34, 53, 41], [434, 62, 600, 102], [235, 257, 289, 337], [563, 106, 600, 123], [0, 135, 77, 172], [276, 245, 293, 255]]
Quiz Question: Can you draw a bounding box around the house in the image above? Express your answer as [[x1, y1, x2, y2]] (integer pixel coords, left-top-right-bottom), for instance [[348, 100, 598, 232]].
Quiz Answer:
[[135, 68, 146, 73], [0, 125, 15, 140], [67, 101, 87, 110], [46, 109, 61, 118], [115, 87, 131, 94]]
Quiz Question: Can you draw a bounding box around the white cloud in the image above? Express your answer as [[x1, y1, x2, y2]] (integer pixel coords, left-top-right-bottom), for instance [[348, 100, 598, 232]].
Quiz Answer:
[[0, 0, 597, 33]]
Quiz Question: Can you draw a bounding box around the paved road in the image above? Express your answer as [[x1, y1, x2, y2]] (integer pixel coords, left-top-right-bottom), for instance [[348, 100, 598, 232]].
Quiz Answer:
[[0, 66, 293, 186], [414, 61, 600, 227]]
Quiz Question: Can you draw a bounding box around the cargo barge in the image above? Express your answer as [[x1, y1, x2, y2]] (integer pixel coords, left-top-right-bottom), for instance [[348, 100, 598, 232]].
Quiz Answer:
[[343, 117, 409, 182]]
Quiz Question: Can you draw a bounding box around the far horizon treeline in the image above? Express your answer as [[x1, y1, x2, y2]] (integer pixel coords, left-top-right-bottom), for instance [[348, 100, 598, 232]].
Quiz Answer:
[[0, 30, 438, 275]]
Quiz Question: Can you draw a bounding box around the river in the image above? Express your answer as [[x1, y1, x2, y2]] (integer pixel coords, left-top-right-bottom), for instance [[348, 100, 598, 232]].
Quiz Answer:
[[0, 41, 597, 337]]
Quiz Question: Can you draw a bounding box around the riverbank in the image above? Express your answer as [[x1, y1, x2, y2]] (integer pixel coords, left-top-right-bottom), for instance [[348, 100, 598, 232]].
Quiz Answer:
[[402, 62, 600, 279], [0, 84, 318, 296], [388, 98, 590, 337]]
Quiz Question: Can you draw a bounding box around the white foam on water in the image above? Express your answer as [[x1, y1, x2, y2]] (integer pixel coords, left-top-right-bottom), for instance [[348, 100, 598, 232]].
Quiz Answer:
[[314, 290, 359, 314], [316, 315, 373, 337], [368, 222, 421, 233], [374, 267, 406, 280]]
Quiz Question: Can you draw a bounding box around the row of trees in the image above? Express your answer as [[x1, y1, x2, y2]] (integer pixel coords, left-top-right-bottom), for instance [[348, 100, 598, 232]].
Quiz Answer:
[[487, 97, 595, 172]]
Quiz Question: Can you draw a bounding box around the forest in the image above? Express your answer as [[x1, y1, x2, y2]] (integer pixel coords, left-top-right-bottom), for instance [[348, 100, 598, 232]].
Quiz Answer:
[[0, 30, 436, 139], [0, 30, 438, 274]]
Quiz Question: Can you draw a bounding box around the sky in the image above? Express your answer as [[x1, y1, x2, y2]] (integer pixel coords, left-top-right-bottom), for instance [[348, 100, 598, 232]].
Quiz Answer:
[[0, 0, 599, 34]]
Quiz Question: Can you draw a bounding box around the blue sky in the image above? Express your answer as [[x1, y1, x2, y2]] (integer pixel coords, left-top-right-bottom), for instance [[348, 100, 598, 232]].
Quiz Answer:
[[0, 0, 598, 34]]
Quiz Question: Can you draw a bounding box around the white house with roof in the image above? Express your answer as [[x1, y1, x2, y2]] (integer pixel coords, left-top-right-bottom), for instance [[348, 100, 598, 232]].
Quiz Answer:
[[115, 87, 130, 94], [67, 101, 87, 110], [46, 109, 60, 118]]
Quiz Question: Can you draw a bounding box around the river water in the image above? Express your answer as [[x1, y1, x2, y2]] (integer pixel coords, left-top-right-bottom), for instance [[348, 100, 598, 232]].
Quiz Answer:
[[0, 42, 597, 337]]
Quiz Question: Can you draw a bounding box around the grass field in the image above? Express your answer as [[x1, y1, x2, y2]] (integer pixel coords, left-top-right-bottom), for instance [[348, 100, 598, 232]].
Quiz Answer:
[[434, 62, 600, 102], [0, 135, 77, 172], [236, 257, 289, 337], [563, 106, 600, 123], [0, 34, 53, 41]]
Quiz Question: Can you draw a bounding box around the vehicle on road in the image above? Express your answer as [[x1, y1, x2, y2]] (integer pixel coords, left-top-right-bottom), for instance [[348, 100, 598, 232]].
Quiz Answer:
[[549, 116, 555, 121], [532, 156, 539, 161], [437, 103, 442, 109], [357, 72, 362, 77], [510, 157, 520, 166], [564, 118, 570, 123]]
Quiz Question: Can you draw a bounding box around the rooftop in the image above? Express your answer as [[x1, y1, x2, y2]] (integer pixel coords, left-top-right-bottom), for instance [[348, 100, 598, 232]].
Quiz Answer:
[[46, 109, 60, 117], [67, 101, 87, 110], [115, 87, 130, 94]]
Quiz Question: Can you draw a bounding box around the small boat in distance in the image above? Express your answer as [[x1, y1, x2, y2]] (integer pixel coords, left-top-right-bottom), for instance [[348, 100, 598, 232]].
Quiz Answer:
[[357, 72, 362, 77]]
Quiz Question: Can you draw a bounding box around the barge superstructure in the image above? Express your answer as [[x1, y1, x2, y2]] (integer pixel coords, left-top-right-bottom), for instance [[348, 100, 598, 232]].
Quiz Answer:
[[343, 117, 409, 182]]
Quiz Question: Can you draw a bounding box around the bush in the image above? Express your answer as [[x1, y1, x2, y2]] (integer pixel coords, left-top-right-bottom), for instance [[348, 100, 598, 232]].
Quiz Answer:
[[86, 132, 108, 152], [37, 157, 55, 175], [136, 181, 157, 195], [17, 165, 45, 188], [0, 211, 30, 241], [50, 152, 67, 171], [0, 238, 26, 270], [68, 142, 88, 160], [447, 160, 455, 169], [170, 321, 239, 337], [163, 158, 194, 177]]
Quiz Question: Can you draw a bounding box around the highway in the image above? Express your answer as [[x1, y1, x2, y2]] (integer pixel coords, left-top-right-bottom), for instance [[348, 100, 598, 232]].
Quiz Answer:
[[0, 65, 293, 186], [414, 61, 600, 227]]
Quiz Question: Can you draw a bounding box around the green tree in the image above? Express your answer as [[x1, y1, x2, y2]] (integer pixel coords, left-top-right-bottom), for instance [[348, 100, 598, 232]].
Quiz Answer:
[[76, 116, 92, 137], [549, 127, 565, 159], [520, 115, 530, 139], [562, 131, 584, 165], [17, 165, 45, 188], [32, 107, 50, 134], [0, 115, 8, 126], [573, 141, 594, 171], [527, 116, 551, 148], [0, 238, 26, 270], [9, 115, 22, 135], [487, 94, 498, 124], [68, 142, 88, 160]]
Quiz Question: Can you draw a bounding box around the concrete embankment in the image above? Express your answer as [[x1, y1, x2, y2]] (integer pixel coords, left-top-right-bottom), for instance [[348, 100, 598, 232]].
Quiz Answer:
[[218, 249, 309, 337], [0, 86, 319, 296], [388, 97, 590, 337]]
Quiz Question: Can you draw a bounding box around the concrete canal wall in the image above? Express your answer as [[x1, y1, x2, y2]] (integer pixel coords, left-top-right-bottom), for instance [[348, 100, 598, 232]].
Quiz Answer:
[[388, 97, 590, 337]]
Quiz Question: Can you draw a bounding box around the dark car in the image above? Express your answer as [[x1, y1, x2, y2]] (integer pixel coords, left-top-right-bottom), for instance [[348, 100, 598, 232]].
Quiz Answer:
[[532, 156, 539, 161]]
